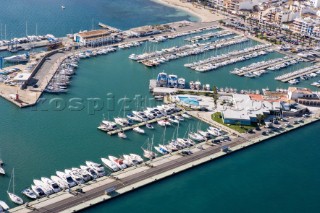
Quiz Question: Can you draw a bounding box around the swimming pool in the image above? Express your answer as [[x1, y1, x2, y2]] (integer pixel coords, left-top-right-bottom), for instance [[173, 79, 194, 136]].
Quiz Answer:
[[178, 96, 200, 106]]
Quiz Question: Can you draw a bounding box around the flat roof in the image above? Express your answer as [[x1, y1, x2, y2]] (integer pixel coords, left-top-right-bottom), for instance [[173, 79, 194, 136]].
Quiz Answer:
[[78, 30, 111, 38], [13, 73, 31, 81]]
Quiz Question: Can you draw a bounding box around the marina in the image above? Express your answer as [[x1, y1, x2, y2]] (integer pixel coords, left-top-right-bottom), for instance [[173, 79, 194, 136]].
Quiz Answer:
[[129, 35, 249, 67], [275, 64, 320, 83], [0, 1, 320, 212], [9, 111, 320, 213]]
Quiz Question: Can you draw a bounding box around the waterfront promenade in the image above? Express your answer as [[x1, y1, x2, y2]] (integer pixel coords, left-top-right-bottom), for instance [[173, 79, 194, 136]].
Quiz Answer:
[[10, 110, 320, 213]]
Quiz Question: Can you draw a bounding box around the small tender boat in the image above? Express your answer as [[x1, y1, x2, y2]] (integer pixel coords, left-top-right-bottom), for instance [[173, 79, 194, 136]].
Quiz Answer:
[[133, 127, 145, 134], [146, 123, 154, 129], [118, 131, 127, 139], [0, 200, 10, 211]]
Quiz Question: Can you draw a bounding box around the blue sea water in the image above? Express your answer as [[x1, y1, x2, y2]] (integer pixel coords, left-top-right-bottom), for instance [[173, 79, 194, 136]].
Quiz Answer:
[[0, 1, 319, 212]]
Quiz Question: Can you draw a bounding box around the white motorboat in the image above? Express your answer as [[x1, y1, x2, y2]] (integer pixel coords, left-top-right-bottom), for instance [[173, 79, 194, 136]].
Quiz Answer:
[[65, 169, 85, 185], [30, 185, 45, 197], [7, 169, 24, 205], [101, 158, 120, 172], [0, 200, 9, 211], [71, 168, 92, 182], [133, 127, 145, 134], [50, 176, 69, 189], [41, 177, 61, 193], [21, 188, 37, 199], [114, 117, 130, 126], [80, 165, 98, 180], [118, 131, 127, 139], [122, 155, 134, 166], [129, 154, 144, 164], [188, 133, 205, 142], [108, 156, 127, 170], [146, 123, 154, 129], [56, 171, 77, 188], [33, 179, 54, 195], [0, 167, 4, 175], [85, 161, 105, 177], [181, 113, 190, 119]]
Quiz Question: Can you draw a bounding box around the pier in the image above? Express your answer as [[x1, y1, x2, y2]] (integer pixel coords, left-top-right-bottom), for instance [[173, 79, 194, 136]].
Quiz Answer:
[[9, 111, 320, 213], [105, 111, 185, 135], [236, 57, 298, 76], [275, 64, 320, 83]]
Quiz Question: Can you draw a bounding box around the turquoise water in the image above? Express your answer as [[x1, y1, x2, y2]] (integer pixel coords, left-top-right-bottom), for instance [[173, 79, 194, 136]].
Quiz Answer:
[[178, 96, 200, 106], [0, 0, 319, 212]]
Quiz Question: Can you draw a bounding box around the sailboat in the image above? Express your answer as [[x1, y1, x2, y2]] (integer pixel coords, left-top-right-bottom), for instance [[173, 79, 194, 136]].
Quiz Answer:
[[7, 169, 24, 205], [141, 138, 157, 160]]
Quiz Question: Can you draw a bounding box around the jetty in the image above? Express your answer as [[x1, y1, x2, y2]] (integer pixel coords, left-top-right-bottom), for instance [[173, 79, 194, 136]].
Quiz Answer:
[[105, 111, 185, 135], [9, 111, 320, 213], [275, 64, 320, 83], [236, 57, 298, 76]]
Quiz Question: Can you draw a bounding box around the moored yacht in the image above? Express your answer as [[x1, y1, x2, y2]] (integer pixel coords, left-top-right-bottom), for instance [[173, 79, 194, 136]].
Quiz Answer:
[[167, 74, 178, 88], [108, 156, 127, 170], [156, 72, 168, 87], [133, 127, 145, 134], [101, 158, 120, 172], [21, 188, 37, 199], [41, 177, 61, 193], [178, 78, 185, 88]]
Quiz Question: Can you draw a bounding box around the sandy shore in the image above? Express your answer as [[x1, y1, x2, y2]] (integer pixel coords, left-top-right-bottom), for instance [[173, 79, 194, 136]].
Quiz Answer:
[[152, 0, 224, 22]]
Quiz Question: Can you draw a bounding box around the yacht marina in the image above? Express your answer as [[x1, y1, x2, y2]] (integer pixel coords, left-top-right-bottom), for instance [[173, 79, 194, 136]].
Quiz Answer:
[[129, 35, 249, 67], [231, 56, 303, 78], [1, 15, 320, 213], [9, 111, 320, 213], [186, 44, 274, 72], [184, 30, 234, 42], [275, 64, 320, 84]]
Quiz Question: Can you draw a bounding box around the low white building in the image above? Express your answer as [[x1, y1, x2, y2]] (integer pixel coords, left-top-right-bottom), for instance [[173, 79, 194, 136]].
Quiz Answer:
[[73, 30, 117, 46], [221, 94, 281, 125], [287, 87, 318, 100]]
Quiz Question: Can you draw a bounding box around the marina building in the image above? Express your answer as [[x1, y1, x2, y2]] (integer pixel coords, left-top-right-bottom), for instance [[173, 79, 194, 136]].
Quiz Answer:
[[288, 87, 319, 100], [12, 73, 31, 85], [221, 94, 281, 125], [73, 30, 119, 46]]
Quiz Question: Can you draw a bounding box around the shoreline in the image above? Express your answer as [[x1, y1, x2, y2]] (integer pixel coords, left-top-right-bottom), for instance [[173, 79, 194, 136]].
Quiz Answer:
[[151, 0, 225, 22]]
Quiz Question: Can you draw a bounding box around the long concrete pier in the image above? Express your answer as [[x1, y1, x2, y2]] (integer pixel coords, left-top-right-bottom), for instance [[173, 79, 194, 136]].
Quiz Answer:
[[9, 111, 320, 213]]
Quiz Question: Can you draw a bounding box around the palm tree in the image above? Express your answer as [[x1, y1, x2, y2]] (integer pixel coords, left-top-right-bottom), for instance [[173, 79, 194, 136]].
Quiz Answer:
[[212, 85, 219, 109]]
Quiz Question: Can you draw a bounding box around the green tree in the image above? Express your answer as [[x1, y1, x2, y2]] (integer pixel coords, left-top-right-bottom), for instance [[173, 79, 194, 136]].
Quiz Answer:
[[256, 114, 266, 126]]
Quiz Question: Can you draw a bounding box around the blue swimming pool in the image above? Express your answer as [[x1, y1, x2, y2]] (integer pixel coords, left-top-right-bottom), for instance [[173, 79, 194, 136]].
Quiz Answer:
[[178, 96, 200, 106]]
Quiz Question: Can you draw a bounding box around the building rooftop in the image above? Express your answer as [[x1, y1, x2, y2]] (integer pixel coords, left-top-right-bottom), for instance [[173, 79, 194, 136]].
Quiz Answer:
[[288, 87, 313, 94], [13, 73, 31, 81], [78, 30, 111, 39]]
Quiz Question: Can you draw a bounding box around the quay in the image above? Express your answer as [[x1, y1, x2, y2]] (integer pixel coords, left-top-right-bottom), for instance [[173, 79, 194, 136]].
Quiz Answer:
[[9, 111, 320, 213], [106, 111, 185, 135]]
